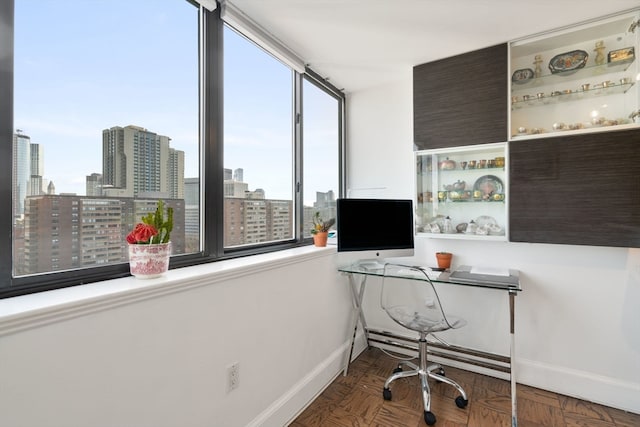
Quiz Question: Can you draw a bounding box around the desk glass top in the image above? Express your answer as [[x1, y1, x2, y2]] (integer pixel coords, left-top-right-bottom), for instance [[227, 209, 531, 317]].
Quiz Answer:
[[338, 262, 521, 292]]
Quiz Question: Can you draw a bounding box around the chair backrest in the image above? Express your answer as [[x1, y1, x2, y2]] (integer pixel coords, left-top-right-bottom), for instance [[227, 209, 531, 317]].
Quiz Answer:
[[380, 263, 460, 334]]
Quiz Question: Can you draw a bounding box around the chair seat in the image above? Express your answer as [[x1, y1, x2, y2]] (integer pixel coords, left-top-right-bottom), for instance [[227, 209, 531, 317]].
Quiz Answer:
[[387, 306, 467, 333]]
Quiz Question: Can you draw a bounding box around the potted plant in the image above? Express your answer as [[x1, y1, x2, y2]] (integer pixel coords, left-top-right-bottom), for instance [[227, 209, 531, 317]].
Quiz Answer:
[[310, 212, 335, 247], [435, 251, 453, 269], [126, 200, 174, 278]]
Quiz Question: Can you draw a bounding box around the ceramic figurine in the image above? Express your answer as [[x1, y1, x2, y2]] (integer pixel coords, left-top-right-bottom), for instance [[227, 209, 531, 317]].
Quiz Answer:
[[594, 41, 605, 65], [533, 54, 543, 78]]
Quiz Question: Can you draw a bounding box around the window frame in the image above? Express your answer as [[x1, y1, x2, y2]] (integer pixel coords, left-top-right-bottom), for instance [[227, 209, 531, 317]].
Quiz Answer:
[[0, 1, 345, 299]]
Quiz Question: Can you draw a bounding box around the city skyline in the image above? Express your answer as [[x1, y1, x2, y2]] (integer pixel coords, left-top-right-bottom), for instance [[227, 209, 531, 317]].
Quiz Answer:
[[14, 0, 199, 197], [14, 0, 338, 206], [12, 127, 281, 202], [12, 122, 337, 275]]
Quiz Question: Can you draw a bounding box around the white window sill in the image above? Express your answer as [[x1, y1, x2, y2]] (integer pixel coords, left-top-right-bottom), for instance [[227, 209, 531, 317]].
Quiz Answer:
[[0, 245, 335, 336]]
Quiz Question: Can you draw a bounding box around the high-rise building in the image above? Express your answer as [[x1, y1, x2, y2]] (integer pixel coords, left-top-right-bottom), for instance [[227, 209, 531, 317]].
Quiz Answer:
[[184, 177, 199, 206], [267, 199, 292, 241], [223, 197, 293, 247], [29, 142, 44, 197], [246, 188, 265, 199], [168, 149, 185, 200], [102, 125, 184, 199], [12, 131, 31, 219], [183, 177, 200, 253], [314, 190, 335, 208], [222, 167, 293, 246], [78, 198, 124, 267], [224, 177, 249, 198], [102, 126, 125, 193], [86, 173, 103, 196]]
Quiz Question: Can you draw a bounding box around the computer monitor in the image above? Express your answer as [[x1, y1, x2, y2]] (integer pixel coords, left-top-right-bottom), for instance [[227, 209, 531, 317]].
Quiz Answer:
[[336, 198, 415, 264]]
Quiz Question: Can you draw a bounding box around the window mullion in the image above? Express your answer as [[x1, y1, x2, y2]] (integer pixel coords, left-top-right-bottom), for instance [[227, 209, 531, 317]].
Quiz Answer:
[[294, 71, 303, 240], [0, 0, 14, 291], [204, 5, 225, 258]]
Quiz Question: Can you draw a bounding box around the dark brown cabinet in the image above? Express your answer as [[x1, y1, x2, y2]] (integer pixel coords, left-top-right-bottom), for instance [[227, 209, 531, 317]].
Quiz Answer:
[[413, 44, 508, 150], [413, 10, 640, 248], [509, 129, 640, 247]]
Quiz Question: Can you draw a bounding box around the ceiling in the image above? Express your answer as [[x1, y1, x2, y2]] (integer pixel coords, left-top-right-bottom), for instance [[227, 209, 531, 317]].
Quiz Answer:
[[229, 0, 639, 93]]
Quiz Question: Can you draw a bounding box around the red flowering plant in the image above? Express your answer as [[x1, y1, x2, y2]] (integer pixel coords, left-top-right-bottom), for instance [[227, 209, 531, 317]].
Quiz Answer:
[[126, 200, 173, 244]]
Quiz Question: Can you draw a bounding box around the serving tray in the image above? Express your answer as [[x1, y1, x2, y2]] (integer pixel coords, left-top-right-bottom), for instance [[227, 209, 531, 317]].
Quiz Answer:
[[548, 50, 589, 74]]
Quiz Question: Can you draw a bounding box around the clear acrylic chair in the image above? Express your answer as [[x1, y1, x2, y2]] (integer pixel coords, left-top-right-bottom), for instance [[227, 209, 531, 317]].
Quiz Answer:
[[380, 263, 468, 425]]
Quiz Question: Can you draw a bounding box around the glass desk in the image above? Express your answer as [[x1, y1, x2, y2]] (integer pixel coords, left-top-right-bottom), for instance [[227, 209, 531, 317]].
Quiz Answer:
[[339, 262, 522, 427]]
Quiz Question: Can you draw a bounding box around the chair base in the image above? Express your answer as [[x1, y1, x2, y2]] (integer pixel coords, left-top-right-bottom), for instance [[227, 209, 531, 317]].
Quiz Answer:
[[382, 337, 468, 425]]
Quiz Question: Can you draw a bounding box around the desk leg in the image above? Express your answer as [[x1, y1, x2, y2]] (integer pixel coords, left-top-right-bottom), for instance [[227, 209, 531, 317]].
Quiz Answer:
[[510, 290, 518, 427], [343, 273, 369, 376]]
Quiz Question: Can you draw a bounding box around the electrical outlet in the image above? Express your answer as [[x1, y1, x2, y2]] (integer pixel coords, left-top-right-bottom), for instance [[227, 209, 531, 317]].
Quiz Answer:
[[227, 362, 240, 392]]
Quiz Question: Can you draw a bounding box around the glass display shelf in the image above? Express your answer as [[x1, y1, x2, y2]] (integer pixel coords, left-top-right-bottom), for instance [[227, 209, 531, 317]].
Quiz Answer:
[[512, 82, 635, 110], [509, 9, 640, 140], [511, 59, 636, 92], [415, 142, 508, 241]]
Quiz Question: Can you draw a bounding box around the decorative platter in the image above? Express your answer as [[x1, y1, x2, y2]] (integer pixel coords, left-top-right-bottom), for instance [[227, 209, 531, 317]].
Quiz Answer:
[[548, 50, 589, 74], [511, 68, 535, 84], [473, 175, 504, 196], [608, 46, 635, 65]]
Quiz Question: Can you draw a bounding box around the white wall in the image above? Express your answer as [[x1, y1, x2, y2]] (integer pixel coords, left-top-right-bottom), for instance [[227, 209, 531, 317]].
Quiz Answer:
[[346, 74, 640, 413], [2, 71, 638, 427], [0, 249, 353, 427]]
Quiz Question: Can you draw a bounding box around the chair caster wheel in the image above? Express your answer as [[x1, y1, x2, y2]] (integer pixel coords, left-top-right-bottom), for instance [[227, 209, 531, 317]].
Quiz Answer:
[[393, 366, 402, 374], [382, 388, 392, 401], [424, 410, 436, 425], [434, 368, 445, 382], [455, 395, 468, 408]]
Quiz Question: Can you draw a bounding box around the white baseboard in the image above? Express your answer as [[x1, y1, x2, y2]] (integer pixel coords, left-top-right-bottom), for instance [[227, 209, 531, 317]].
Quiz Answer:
[[367, 340, 640, 415], [517, 358, 640, 414], [246, 332, 368, 427], [247, 335, 640, 426]]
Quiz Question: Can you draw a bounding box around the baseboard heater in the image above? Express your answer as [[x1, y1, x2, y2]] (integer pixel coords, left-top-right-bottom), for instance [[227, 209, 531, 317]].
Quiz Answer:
[[366, 327, 511, 375]]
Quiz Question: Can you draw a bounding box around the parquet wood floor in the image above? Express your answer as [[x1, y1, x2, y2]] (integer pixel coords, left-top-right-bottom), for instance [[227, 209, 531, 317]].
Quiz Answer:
[[289, 348, 640, 427]]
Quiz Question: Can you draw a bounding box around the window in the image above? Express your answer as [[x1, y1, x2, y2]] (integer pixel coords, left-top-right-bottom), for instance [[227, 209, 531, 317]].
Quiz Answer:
[[0, 0, 344, 298], [223, 25, 294, 248], [9, 0, 198, 281], [302, 76, 342, 238]]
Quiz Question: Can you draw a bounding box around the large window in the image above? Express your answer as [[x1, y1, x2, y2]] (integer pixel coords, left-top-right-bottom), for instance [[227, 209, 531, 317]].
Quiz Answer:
[[0, 0, 344, 298], [10, 0, 199, 280], [302, 76, 341, 238], [223, 26, 294, 248]]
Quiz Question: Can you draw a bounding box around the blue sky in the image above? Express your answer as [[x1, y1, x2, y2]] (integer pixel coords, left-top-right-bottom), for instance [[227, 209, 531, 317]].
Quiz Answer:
[[15, 0, 199, 193], [14, 0, 338, 205]]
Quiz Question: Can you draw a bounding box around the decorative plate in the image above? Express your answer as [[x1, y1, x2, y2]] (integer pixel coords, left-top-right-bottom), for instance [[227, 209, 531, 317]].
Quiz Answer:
[[511, 68, 534, 84], [548, 50, 589, 74], [473, 175, 504, 197]]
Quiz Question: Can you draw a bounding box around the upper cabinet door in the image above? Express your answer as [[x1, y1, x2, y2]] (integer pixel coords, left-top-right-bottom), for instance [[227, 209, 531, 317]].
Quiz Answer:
[[509, 129, 640, 248], [413, 44, 508, 150], [510, 9, 640, 140]]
